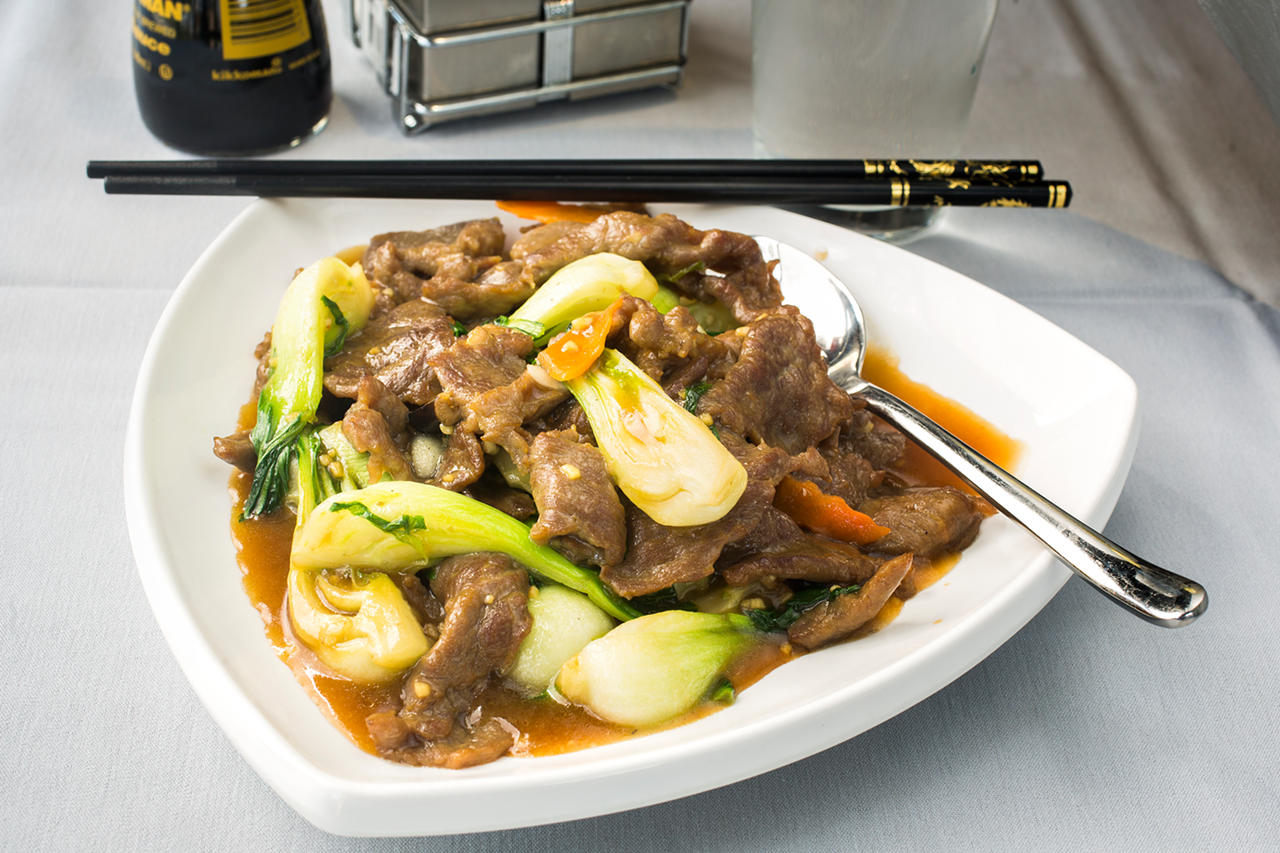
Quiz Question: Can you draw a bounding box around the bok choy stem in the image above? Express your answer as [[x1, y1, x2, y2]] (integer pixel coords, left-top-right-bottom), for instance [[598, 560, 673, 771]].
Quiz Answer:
[[291, 481, 641, 622]]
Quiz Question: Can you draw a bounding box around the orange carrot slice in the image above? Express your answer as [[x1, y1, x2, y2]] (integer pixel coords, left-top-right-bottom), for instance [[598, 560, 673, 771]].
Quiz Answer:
[[536, 299, 627, 381], [496, 200, 607, 225], [773, 476, 891, 547]]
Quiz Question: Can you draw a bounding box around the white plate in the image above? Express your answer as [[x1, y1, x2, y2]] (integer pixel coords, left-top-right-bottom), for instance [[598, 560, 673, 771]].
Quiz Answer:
[[124, 199, 1138, 837]]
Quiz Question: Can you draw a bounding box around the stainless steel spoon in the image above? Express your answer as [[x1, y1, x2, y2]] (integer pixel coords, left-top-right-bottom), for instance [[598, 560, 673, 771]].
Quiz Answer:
[[757, 236, 1208, 627]]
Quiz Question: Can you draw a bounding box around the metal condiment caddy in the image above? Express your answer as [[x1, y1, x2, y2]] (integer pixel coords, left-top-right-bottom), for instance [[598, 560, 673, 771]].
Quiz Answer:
[[349, 0, 691, 132]]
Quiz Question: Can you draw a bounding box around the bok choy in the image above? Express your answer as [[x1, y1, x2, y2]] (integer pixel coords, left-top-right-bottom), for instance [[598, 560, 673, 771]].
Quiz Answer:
[[245, 257, 374, 518], [509, 253, 658, 333], [554, 611, 758, 728], [291, 480, 641, 622], [564, 349, 747, 526]]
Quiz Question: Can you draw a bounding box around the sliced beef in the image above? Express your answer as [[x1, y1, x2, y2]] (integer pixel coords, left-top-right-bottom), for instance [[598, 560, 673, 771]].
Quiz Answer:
[[463, 473, 537, 520], [510, 220, 584, 259], [860, 487, 987, 558], [429, 324, 534, 427], [430, 428, 486, 491], [421, 261, 535, 322], [341, 376, 415, 483], [212, 431, 256, 472], [601, 438, 823, 598], [323, 299, 459, 406], [699, 307, 854, 455], [514, 211, 782, 324], [843, 406, 908, 470], [528, 430, 626, 567], [787, 553, 916, 650], [368, 552, 531, 768], [362, 218, 508, 310], [718, 506, 879, 587], [252, 330, 273, 396], [462, 367, 571, 474], [606, 297, 737, 387], [800, 430, 885, 508]]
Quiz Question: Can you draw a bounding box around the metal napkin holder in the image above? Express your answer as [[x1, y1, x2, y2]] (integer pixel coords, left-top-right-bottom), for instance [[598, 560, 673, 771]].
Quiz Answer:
[[349, 0, 691, 132]]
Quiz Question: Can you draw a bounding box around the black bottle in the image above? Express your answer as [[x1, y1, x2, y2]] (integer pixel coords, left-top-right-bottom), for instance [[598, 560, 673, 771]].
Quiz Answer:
[[132, 0, 332, 155]]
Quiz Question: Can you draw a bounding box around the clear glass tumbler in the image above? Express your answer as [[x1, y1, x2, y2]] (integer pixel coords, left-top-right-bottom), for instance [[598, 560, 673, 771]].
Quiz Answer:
[[752, 0, 1000, 240]]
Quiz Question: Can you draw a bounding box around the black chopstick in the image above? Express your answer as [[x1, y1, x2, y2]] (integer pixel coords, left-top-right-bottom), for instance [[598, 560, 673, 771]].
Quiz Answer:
[[94, 173, 1071, 208], [87, 158, 1046, 184]]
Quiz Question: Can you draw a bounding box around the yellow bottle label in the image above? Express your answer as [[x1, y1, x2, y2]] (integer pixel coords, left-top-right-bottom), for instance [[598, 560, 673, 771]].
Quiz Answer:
[[219, 0, 311, 61]]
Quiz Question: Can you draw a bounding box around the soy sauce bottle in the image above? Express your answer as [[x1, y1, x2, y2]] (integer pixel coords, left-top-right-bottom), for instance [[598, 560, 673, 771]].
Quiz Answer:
[[132, 0, 332, 155]]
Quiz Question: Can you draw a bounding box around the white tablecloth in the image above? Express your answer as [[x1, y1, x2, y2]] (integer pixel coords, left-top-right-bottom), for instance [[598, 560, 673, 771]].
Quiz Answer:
[[2, 0, 1278, 848]]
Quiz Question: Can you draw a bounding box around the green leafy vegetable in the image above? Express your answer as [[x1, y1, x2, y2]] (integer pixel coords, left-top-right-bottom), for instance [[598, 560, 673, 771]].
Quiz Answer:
[[661, 260, 706, 284], [320, 296, 350, 357], [494, 315, 548, 338], [245, 257, 374, 518], [682, 380, 714, 415], [291, 481, 641, 622], [744, 583, 863, 633]]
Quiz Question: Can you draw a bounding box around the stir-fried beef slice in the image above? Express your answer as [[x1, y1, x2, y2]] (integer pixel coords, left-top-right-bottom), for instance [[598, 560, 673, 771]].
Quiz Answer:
[[528, 430, 626, 567], [369, 713, 519, 769], [372, 553, 531, 766], [859, 487, 988, 558], [601, 438, 820, 598], [422, 261, 535, 322], [787, 553, 915, 650], [797, 433, 884, 508], [464, 472, 537, 520], [463, 367, 571, 474], [362, 240, 427, 308], [699, 307, 854, 455], [212, 431, 256, 471], [341, 376, 416, 483], [394, 571, 443, 629], [251, 330, 273, 396], [323, 299, 458, 406], [429, 324, 534, 426], [430, 428, 486, 491], [530, 397, 596, 442], [515, 212, 782, 324], [606, 297, 737, 385], [719, 506, 880, 587], [363, 219, 508, 309], [510, 220, 584, 259], [843, 406, 907, 470], [369, 218, 506, 259]]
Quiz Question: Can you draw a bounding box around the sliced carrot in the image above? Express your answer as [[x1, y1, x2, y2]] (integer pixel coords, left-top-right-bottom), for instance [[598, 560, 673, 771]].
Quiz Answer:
[[537, 299, 626, 381], [773, 476, 891, 547], [496, 200, 607, 225]]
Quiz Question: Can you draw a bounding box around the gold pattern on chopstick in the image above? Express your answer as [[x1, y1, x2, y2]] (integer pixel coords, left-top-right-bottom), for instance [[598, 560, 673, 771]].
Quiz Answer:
[[947, 178, 972, 189], [910, 160, 956, 178], [1047, 183, 1067, 208], [889, 160, 909, 176], [968, 162, 1015, 180], [933, 195, 949, 206], [981, 198, 1030, 207], [890, 177, 910, 206], [863, 160, 885, 175], [1024, 163, 1041, 180]]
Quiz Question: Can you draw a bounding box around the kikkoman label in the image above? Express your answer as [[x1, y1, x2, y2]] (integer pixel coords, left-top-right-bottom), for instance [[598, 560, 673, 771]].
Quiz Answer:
[[219, 0, 312, 61]]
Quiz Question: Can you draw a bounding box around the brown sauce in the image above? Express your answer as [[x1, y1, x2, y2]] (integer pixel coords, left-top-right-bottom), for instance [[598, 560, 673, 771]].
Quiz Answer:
[[228, 344, 1019, 758]]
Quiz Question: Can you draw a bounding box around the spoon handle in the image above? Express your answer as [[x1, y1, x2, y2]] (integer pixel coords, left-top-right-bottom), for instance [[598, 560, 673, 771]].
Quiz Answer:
[[855, 383, 1207, 626]]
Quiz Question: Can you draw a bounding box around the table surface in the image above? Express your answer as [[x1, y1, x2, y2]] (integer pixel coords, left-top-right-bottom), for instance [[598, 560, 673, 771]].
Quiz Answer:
[[3, 0, 1279, 849]]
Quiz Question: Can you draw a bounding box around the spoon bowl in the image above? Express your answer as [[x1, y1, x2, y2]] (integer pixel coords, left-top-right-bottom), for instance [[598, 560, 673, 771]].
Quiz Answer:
[[757, 236, 1208, 627]]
